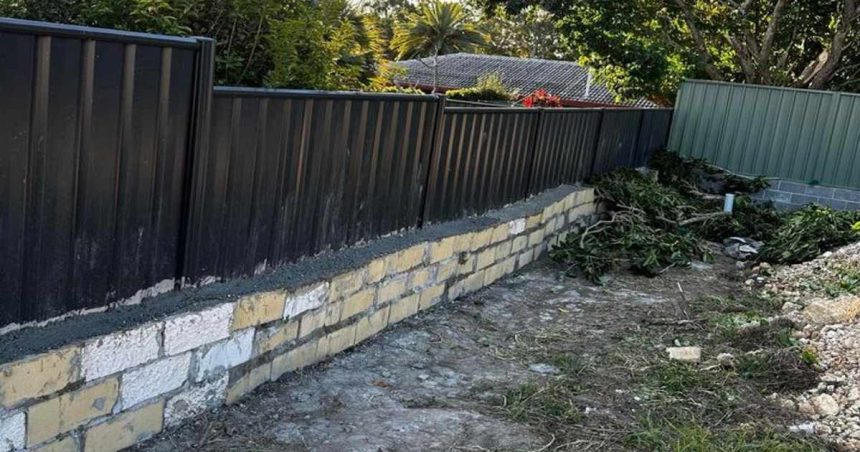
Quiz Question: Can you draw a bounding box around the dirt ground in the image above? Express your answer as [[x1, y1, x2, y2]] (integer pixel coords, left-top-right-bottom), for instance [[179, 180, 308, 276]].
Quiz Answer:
[[135, 255, 819, 452]]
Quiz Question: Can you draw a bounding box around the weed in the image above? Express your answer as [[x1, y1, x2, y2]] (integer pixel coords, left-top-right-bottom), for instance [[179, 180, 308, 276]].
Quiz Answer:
[[504, 382, 582, 426], [737, 349, 819, 392], [759, 205, 860, 264]]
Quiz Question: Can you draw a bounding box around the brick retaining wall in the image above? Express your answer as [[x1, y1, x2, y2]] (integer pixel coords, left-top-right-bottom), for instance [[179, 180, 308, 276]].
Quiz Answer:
[[751, 179, 860, 211], [0, 186, 596, 452]]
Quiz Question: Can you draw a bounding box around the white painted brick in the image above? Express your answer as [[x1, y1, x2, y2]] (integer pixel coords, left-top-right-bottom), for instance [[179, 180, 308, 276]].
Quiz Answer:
[[0, 411, 24, 452], [284, 283, 329, 319], [120, 353, 191, 409], [194, 329, 255, 382], [81, 323, 161, 381], [508, 218, 526, 235], [164, 303, 233, 356], [164, 375, 228, 427]]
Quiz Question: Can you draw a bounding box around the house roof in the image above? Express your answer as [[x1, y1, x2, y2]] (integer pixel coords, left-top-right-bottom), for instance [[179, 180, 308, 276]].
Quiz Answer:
[[393, 53, 658, 108]]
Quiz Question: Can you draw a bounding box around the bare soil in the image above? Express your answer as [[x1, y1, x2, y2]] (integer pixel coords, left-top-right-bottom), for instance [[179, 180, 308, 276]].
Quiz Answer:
[[135, 255, 821, 452]]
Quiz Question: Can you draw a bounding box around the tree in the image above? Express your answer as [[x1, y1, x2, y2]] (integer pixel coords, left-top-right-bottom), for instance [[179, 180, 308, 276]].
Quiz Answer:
[[484, 0, 860, 101], [474, 4, 569, 60], [391, 0, 486, 92]]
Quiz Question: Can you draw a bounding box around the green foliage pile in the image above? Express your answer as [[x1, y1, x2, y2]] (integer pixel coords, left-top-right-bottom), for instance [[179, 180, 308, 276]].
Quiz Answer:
[[551, 151, 860, 282], [445, 73, 515, 102]]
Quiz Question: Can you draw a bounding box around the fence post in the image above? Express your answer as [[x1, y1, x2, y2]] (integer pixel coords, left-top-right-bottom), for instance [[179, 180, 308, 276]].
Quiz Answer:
[[418, 94, 448, 227], [176, 37, 215, 286], [522, 108, 545, 197]]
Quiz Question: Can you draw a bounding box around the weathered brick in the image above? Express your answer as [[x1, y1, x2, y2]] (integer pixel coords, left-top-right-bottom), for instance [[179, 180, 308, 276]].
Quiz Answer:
[[457, 255, 475, 276], [384, 244, 427, 276], [511, 235, 528, 253], [494, 241, 513, 260], [484, 262, 505, 285], [83, 400, 163, 452], [226, 363, 271, 405], [534, 243, 546, 259], [354, 307, 390, 344], [283, 283, 329, 319], [341, 288, 375, 321], [528, 229, 545, 247], [502, 256, 517, 275], [526, 214, 542, 229], [475, 248, 495, 270], [378, 276, 408, 304], [326, 324, 357, 356], [255, 320, 300, 355], [232, 290, 287, 330], [451, 233, 473, 253], [164, 375, 227, 427], [298, 307, 327, 339], [121, 353, 190, 409], [82, 323, 161, 381], [28, 379, 119, 445], [164, 303, 233, 356], [0, 347, 80, 409], [194, 329, 255, 382], [490, 224, 509, 244], [580, 188, 595, 205], [436, 258, 458, 281], [325, 300, 344, 326], [518, 249, 534, 268], [428, 237, 455, 264], [508, 218, 526, 235], [366, 259, 386, 284], [419, 284, 446, 311], [389, 294, 420, 324], [463, 271, 486, 294], [271, 340, 324, 380], [469, 229, 493, 251], [330, 269, 365, 300], [408, 267, 433, 289], [0, 411, 25, 451], [448, 280, 465, 300], [31, 435, 77, 452]]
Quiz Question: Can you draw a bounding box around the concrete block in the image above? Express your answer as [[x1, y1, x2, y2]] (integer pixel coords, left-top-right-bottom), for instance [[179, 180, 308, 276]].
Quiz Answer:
[[326, 324, 357, 356], [435, 258, 458, 281], [528, 229, 545, 247], [30, 435, 76, 452], [81, 323, 161, 381], [194, 329, 255, 382], [457, 255, 475, 276], [419, 284, 446, 311], [469, 229, 493, 251], [164, 375, 227, 427], [378, 276, 408, 304], [508, 218, 526, 235], [463, 271, 485, 294], [330, 269, 365, 300], [121, 353, 190, 409], [511, 236, 528, 253], [284, 283, 328, 319], [779, 180, 808, 194], [233, 290, 287, 330], [384, 244, 427, 276], [0, 411, 25, 452], [475, 248, 495, 270], [429, 238, 455, 264], [27, 379, 119, 445], [366, 259, 386, 284], [408, 267, 433, 290], [341, 289, 375, 321], [226, 363, 271, 405], [0, 347, 80, 409], [83, 400, 163, 452], [271, 339, 324, 380], [494, 241, 513, 260], [490, 224, 509, 244], [255, 320, 300, 355], [805, 185, 835, 198], [354, 307, 390, 344], [298, 308, 326, 339], [164, 303, 233, 356], [388, 294, 419, 324]]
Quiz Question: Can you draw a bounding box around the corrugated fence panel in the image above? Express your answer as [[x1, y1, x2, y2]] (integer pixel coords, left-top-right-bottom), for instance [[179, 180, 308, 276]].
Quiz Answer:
[[634, 109, 674, 167], [0, 18, 205, 325], [669, 79, 860, 189], [183, 88, 443, 280], [528, 110, 602, 194], [591, 110, 644, 176], [424, 108, 539, 223]]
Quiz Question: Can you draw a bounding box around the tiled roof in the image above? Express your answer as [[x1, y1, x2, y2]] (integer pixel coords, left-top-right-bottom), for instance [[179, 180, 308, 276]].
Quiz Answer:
[[393, 53, 657, 108]]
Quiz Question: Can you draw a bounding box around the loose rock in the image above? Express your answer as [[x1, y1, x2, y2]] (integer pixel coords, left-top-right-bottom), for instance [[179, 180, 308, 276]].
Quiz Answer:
[[666, 346, 701, 362]]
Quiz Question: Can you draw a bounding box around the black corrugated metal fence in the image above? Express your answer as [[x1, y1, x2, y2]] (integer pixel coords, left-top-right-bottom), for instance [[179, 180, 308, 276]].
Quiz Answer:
[[0, 17, 672, 326]]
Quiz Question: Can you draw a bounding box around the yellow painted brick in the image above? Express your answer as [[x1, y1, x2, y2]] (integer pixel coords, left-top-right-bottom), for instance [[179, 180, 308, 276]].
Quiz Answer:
[[255, 320, 300, 355], [232, 290, 287, 331], [298, 308, 326, 339], [226, 362, 272, 405], [31, 436, 77, 452], [366, 258, 386, 284], [408, 267, 432, 289], [463, 270, 486, 294], [378, 276, 408, 304], [452, 232, 473, 253], [329, 268, 365, 300], [490, 224, 509, 244], [470, 229, 493, 251], [325, 300, 344, 326], [485, 262, 505, 285], [526, 214, 542, 229], [502, 256, 517, 275], [388, 294, 420, 324], [457, 255, 475, 276], [580, 189, 595, 204], [436, 258, 458, 281], [0, 347, 80, 409], [28, 378, 119, 446], [271, 340, 323, 380], [518, 249, 534, 268], [83, 400, 163, 452], [355, 306, 390, 344], [428, 237, 455, 264], [341, 288, 375, 321], [419, 284, 446, 310], [564, 192, 577, 210], [541, 205, 553, 223], [315, 335, 331, 358], [511, 235, 529, 253], [494, 241, 513, 260], [528, 229, 545, 247], [326, 324, 357, 356], [475, 248, 495, 270], [384, 244, 427, 276], [448, 280, 465, 300]]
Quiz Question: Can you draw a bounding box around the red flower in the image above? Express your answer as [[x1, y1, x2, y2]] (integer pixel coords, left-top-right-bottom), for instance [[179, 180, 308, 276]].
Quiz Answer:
[[521, 89, 562, 108]]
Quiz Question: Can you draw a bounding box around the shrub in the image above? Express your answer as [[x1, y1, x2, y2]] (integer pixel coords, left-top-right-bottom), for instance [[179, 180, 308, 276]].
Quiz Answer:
[[521, 88, 562, 107], [445, 73, 515, 102], [758, 205, 860, 264]]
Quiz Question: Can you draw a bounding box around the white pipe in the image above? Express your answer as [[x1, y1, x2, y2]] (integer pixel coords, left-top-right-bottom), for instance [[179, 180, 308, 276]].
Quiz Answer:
[[723, 193, 735, 213]]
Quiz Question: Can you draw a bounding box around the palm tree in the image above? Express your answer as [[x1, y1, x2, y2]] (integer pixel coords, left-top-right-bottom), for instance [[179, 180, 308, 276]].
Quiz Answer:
[[392, 1, 485, 92]]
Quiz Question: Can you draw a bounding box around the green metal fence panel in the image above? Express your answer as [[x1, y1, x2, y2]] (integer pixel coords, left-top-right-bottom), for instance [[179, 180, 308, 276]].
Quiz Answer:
[[668, 79, 860, 190]]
